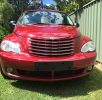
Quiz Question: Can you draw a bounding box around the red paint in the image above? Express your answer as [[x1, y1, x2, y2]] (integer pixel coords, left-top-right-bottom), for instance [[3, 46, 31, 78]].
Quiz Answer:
[[14, 25, 81, 38], [0, 10, 96, 81]]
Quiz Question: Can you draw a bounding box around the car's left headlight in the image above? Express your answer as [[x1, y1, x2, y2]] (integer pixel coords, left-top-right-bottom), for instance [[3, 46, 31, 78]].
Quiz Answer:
[[81, 41, 96, 53], [0, 40, 21, 53]]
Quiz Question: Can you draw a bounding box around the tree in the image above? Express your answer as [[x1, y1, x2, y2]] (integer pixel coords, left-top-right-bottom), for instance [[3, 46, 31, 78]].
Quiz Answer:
[[54, 0, 92, 13], [0, 0, 14, 30]]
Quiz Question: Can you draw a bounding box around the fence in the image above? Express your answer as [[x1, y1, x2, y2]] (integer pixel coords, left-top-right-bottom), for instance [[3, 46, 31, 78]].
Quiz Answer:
[[69, 0, 102, 62]]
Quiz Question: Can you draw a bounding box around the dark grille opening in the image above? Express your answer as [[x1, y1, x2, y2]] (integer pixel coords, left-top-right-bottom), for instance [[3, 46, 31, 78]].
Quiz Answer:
[[55, 69, 84, 77], [17, 70, 52, 77], [28, 37, 75, 57], [17, 69, 84, 78]]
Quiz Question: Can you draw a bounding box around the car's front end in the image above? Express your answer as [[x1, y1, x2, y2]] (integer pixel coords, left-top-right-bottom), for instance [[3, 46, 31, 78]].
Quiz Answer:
[[0, 10, 96, 81]]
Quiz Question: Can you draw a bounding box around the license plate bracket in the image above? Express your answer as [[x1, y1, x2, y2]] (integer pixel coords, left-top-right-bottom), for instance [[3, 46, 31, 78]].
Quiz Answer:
[[34, 61, 73, 71]]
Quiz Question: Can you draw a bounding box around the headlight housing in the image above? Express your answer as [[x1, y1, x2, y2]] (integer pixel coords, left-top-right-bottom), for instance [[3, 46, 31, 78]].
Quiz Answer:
[[81, 41, 96, 53], [0, 40, 21, 53]]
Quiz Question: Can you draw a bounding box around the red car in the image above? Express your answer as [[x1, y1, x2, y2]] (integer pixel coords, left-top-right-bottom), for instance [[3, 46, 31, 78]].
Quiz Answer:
[[0, 10, 96, 81]]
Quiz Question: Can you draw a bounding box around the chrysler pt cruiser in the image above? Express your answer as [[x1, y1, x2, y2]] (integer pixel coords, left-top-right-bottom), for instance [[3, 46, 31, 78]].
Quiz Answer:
[[0, 10, 96, 81]]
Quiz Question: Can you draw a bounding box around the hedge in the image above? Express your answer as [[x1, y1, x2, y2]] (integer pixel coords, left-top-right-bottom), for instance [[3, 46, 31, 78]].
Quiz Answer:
[[0, 0, 14, 41], [0, 26, 9, 41], [0, 0, 14, 31]]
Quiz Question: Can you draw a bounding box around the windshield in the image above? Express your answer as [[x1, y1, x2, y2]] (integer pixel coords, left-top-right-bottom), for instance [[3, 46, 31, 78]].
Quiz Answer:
[[17, 11, 74, 25]]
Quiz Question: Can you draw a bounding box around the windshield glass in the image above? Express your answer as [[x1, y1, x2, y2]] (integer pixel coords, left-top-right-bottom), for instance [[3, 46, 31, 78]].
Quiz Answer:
[[17, 11, 74, 25]]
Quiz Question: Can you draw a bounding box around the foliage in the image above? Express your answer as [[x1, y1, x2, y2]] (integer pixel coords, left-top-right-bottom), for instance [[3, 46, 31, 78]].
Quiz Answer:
[[0, 26, 9, 41], [8, 0, 28, 14], [7, 0, 41, 14], [62, 3, 77, 13], [0, 0, 14, 31], [54, 0, 93, 13], [44, 4, 57, 10]]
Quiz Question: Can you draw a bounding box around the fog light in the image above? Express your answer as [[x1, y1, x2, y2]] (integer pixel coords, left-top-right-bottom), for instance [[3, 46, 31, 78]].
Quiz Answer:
[[87, 66, 93, 71], [7, 67, 14, 73]]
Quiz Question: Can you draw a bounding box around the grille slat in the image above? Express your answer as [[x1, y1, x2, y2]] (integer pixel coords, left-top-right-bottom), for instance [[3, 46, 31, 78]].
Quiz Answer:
[[30, 42, 74, 46], [29, 51, 74, 56], [29, 37, 75, 56], [30, 48, 74, 53], [30, 38, 74, 43], [29, 45, 74, 50]]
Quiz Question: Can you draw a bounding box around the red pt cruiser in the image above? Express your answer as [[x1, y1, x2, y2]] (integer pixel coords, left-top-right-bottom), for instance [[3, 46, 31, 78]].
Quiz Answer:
[[0, 10, 96, 81]]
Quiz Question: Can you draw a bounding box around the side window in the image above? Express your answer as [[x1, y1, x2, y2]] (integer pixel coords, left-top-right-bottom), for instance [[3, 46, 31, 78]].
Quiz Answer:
[[67, 16, 74, 25], [23, 15, 30, 24], [17, 16, 24, 25]]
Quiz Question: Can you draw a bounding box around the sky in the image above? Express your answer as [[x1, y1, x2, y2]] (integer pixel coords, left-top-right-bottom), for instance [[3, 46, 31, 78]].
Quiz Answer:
[[43, 0, 56, 5]]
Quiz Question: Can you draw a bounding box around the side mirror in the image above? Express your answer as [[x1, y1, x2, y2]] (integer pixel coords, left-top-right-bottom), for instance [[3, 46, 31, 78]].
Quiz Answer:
[[74, 23, 80, 28], [10, 21, 16, 26]]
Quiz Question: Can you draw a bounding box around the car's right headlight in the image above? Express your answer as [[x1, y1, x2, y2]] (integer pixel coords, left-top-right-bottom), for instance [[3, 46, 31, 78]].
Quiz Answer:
[[81, 41, 96, 53], [0, 40, 21, 53]]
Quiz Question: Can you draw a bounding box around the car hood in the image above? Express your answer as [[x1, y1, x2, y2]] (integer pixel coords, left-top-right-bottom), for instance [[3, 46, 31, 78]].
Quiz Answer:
[[14, 25, 81, 39]]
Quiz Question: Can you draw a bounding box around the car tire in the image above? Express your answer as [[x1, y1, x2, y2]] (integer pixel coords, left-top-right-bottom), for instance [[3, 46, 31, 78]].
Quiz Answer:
[[0, 66, 13, 80]]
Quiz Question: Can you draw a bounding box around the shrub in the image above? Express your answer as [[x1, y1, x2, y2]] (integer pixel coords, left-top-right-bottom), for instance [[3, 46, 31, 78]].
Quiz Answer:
[[0, 0, 14, 31], [0, 25, 9, 41]]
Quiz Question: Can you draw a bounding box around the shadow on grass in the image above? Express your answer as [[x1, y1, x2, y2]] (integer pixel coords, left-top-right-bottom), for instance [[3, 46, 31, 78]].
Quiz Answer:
[[11, 68, 102, 97]]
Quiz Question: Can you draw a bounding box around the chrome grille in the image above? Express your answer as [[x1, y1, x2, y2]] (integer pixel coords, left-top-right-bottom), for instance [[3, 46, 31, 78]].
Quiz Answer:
[[29, 37, 75, 56]]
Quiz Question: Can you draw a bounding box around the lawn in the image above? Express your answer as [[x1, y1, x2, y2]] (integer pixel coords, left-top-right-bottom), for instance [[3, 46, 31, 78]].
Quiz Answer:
[[0, 64, 102, 100]]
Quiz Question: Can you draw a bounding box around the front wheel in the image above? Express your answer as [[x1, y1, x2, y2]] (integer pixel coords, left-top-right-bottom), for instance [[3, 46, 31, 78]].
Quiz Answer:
[[0, 66, 12, 80]]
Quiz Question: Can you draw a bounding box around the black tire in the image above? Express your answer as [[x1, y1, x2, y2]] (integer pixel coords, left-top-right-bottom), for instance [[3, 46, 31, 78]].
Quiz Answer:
[[0, 66, 13, 80]]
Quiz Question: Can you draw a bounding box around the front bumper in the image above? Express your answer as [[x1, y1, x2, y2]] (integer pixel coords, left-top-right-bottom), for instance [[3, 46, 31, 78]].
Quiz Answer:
[[0, 51, 96, 81]]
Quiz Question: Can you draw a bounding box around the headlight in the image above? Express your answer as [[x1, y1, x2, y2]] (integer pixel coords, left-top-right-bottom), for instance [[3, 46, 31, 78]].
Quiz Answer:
[[81, 41, 95, 52], [0, 40, 21, 53]]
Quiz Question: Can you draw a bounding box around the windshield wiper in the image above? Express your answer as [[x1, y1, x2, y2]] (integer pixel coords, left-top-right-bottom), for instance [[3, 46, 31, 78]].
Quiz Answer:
[[34, 23, 50, 25], [26, 23, 50, 25], [58, 23, 73, 26]]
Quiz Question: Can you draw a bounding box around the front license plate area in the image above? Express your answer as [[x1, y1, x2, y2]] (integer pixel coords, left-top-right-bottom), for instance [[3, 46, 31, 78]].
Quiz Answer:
[[34, 61, 73, 71]]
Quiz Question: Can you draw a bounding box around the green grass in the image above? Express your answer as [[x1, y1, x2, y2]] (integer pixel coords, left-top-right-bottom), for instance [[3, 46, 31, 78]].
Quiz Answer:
[[0, 67, 102, 100]]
